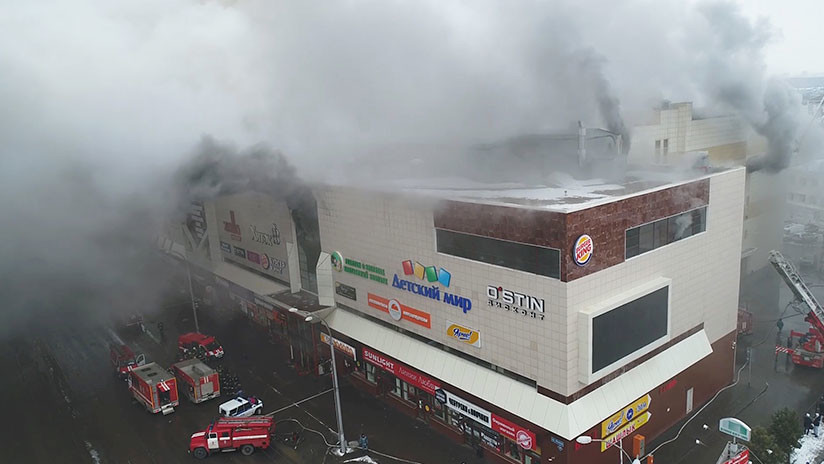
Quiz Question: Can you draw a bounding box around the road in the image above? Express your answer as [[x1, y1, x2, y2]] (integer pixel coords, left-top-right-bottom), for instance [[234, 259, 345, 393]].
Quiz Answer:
[[0, 323, 301, 463], [1, 293, 479, 464]]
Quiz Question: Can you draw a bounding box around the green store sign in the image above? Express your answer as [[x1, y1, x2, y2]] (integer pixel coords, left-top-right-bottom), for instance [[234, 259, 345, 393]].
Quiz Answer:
[[331, 251, 388, 285]]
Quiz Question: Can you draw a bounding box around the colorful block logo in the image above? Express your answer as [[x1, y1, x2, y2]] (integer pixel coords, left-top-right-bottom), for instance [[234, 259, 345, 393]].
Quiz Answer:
[[402, 260, 451, 287]]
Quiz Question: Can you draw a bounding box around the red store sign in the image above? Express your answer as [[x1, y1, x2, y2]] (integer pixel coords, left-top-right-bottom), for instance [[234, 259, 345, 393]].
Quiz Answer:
[[362, 347, 440, 395], [491, 414, 537, 451]]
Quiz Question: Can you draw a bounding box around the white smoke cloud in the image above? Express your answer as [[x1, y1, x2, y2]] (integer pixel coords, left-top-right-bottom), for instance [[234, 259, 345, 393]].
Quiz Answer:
[[0, 0, 816, 335]]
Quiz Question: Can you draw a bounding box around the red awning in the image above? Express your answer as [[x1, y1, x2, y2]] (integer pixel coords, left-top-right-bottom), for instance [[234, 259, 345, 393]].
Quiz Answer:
[[157, 380, 171, 392]]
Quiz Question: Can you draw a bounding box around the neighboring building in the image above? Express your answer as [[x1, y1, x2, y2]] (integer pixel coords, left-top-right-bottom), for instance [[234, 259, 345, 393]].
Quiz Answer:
[[629, 101, 781, 279], [785, 160, 824, 224], [161, 160, 746, 464]]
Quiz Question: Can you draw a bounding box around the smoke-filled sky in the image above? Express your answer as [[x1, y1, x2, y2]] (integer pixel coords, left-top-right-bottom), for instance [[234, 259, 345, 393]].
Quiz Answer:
[[732, 0, 824, 76], [2, 0, 820, 176], [0, 0, 821, 335]]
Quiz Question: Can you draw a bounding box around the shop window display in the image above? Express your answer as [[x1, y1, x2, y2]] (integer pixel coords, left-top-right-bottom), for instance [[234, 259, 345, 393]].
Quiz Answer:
[[365, 362, 377, 383]]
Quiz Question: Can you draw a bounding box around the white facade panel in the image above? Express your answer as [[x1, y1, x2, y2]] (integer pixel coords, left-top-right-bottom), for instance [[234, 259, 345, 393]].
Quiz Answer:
[[317, 186, 570, 392]]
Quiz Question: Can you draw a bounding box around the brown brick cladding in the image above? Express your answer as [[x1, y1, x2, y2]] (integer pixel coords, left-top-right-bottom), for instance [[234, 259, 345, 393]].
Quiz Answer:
[[433, 179, 710, 282]]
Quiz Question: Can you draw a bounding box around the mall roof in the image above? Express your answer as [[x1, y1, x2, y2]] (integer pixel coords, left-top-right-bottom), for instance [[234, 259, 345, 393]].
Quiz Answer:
[[392, 167, 729, 213]]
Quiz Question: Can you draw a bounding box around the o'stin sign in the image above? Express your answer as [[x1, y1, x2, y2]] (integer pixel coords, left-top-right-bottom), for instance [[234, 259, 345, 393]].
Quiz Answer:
[[573, 234, 593, 266]]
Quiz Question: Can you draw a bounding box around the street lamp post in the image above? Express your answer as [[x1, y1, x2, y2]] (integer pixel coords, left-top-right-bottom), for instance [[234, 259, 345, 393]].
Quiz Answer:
[[289, 307, 347, 455], [170, 250, 200, 334], [576, 436, 641, 464]]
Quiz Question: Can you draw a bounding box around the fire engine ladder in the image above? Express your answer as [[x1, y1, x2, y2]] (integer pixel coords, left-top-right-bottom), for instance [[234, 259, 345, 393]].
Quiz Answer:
[[768, 250, 824, 335]]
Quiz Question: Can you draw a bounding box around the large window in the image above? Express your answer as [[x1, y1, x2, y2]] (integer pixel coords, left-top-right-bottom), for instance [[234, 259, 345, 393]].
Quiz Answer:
[[625, 206, 706, 258], [436, 229, 560, 279], [364, 362, 377, 383], [592, 286, 669, 372]]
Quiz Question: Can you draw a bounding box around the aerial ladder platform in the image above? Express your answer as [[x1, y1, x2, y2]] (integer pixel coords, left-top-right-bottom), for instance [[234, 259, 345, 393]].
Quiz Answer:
[[770, 250, 824, 367]]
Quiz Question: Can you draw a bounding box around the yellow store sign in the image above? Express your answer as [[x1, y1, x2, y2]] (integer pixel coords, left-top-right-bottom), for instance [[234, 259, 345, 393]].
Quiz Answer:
[[446, 321, 481, 348], [601, 394, 652, 437], [601, 412, 652, 451]]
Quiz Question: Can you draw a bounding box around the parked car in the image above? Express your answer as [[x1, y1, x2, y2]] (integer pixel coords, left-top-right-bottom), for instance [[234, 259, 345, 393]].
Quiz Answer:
[[219, 396, 264, 418]]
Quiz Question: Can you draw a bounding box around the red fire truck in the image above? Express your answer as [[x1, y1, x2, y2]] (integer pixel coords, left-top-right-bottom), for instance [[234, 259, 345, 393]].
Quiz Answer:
[[770, 251, 824, 367], [179, 332, 225, 359], [128, 362, 179, 415], [189, 416, 274, 459], [174, 358, 220, 403], [109, 343, 146, 378]]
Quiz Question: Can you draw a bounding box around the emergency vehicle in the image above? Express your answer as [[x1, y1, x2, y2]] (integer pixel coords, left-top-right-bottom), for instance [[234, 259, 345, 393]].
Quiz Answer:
[[771, 250, 824, 367], [179, 332, 224, 359], [109, 343, 146, 378], [189, 416, 274, 459], [219, 395, 264, 418], [174, 358, 220, 403], [128, 362, 179, 415]]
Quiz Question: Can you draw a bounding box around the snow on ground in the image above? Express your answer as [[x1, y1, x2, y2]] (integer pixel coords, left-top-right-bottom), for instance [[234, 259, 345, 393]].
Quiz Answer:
[[792, 431, 824, 464], [84, 441, 102, 464], [343, 456, 380, 464]]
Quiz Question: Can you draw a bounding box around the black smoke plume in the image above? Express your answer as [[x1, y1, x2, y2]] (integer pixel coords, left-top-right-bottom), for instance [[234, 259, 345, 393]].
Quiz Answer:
[[576, 51, 631, 154], [173, 136, 304, 213]]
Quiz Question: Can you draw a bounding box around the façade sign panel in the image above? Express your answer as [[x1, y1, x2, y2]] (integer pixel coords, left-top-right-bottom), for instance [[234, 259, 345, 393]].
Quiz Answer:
[[215, 194, 291, 280]]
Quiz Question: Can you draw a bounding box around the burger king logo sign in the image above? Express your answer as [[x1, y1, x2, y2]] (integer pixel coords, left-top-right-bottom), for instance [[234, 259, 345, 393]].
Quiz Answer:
[[573, 234, 593, 266]]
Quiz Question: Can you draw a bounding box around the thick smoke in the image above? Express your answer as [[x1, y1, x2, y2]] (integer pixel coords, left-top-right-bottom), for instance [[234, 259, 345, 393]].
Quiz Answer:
[[0, 158, 173, 337], [746, 80, 804, 172], [0, 0, 817, 337], [174, 136, 304, 213], [173, 137, 318, 252], [691, 2, 806, 173], [576, 51, 632, 154]]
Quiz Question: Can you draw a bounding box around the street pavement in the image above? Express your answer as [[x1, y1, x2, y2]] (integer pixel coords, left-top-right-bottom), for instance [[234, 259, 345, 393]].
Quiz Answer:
[[0, 288, 480, 464]]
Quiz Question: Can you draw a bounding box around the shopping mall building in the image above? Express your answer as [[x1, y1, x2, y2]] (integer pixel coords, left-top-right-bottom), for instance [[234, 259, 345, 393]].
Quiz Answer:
[[161, 162, 745, 464]]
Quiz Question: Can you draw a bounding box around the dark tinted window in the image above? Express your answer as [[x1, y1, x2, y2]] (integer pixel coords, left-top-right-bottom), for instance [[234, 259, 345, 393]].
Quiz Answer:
[[639, 223, 654, 254], [692, 208, 706, 234], [625, 207, 707, 259], [653, 220, 668, 248], [436, 229, 560, 279], [625, 228, 640, 258], [592, 286, 669, 372]]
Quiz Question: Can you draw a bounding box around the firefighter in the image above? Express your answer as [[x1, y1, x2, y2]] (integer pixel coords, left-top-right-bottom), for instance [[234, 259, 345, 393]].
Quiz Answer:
[[157, 322, 165, 343], [777, 318, 785, 333]]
